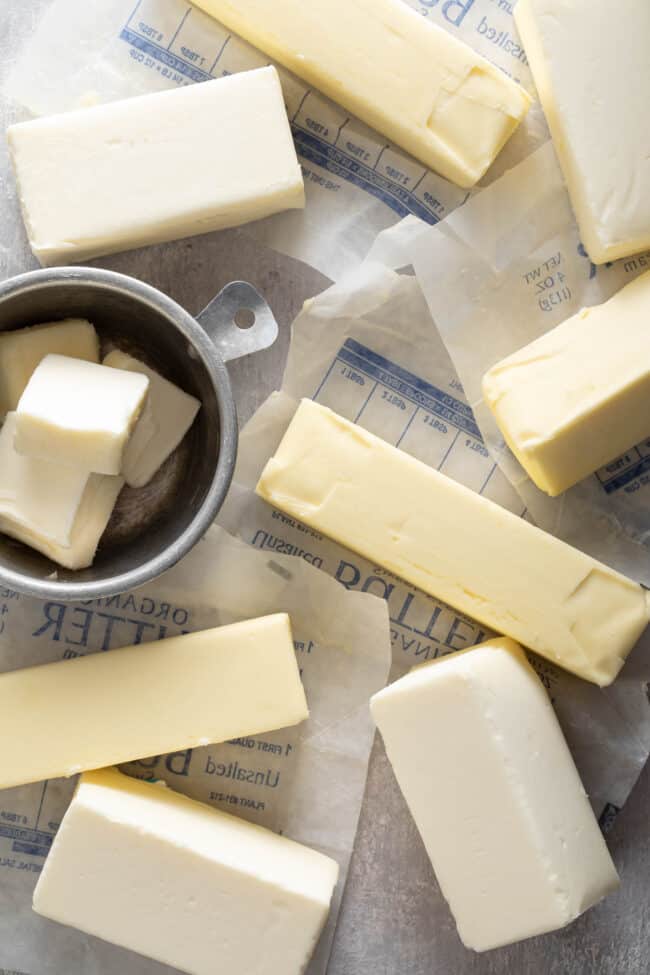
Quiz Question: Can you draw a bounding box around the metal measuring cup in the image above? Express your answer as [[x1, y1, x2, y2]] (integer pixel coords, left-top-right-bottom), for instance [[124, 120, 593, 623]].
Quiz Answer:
[[0, 266, 278, 601]]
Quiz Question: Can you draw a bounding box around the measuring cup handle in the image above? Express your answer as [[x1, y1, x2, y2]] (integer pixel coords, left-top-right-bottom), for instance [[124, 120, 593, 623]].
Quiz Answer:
[[196, 281, 279, 363]]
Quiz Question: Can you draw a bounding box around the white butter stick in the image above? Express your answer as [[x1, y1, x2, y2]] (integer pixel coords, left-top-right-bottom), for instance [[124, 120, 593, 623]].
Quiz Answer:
[[34, 768, 338, 975], [483, 271, 650, 496], [515, 0, 650, 264], [371, 639, 619, 951], [8, 66, 305, 265], [0, 318, 98, 416], [0, 413, 122, 570], [256, 400, 650, 686], [103, 350, 200, 488], [0, 614, 307, 789], [191, 0, 531, 188], [15, 354, 149, 475]]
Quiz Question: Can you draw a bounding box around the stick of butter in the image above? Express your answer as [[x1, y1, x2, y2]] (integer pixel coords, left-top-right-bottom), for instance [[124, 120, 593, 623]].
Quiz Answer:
[[515, 0, 650, 264], [483, 271, 650, 496], [371, 639, 619, 951], [190, 0, 531, 188], [0, 614, 307, 789], [8, 66, 305, 265], [103, 350, 200, 488], [33, 768, 338, 975], [15, 354, 149, 475], [0, 413, 123, 570], [256, 400, 650, 686], [0, 318, 98, 416]]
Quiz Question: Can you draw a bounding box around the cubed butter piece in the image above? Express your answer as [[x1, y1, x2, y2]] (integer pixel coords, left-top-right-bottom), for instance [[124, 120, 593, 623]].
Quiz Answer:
[[483, 271, 650, 496], [33, 768, 338, 975], [0, 413, 122, 570], [0, 318, 98, 415], [371, 639, 619, 951], [515, 0, 650, 264], [15, 353, 149, 475], [0, 614, 307, 789], [256, 400, 650, 686], [103, 350, 200, 488], [8, 67, 305, 265], [190, 0, 531, 188]]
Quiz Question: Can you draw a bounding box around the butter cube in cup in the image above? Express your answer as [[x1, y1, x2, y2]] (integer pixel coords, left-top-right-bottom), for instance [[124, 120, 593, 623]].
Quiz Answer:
[[0, 413, 123, 570], [371, 639, 620, 952], [33, 768, 339, 975], [103, 350, 200, 488], [15, 354, 149, 475], [0, 318, 99, 416]]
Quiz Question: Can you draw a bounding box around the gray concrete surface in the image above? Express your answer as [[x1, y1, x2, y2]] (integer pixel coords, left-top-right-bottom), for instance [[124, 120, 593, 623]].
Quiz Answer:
[[1, 3, 649, 973]]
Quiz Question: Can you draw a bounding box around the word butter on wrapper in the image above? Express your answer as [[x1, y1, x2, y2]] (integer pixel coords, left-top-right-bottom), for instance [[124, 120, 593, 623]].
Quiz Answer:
[[34, 768, 339, 975], [190, 0, 531, 188], [8, 66, 305, 265], [483, 271, 650, 497], [371, 639, 620, 951], [0, 615, 307, 788], [515, 0, 650, 264], [256, 400, 650, 686]]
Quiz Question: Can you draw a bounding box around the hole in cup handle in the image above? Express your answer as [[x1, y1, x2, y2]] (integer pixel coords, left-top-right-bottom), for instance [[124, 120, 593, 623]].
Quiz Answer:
[[196, 281, 279, 363]]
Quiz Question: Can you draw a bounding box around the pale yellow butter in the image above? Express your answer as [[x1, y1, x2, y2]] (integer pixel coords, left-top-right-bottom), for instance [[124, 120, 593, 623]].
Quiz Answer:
[[0, 413, 123, 570], [0, 614, 307, 788], [256, 400, 650, 686], [483, 271, 650, 496], [8, 67, 304, 265], [515, 0, 650, 264], [34, 769, 338, 975], [15, 354, 149, 475], [0, 318, 98, 416], [103, 350, 200, 488], [371, 639, 619, 951], [190, 0, 531, 188]]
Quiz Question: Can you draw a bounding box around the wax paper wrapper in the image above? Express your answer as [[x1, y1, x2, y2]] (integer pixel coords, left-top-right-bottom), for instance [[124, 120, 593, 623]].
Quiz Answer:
[[3, 0, 548, 280], [216, 259, 650, 833], [368, 143, 650, 582], [0, 525, 390, 975]]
